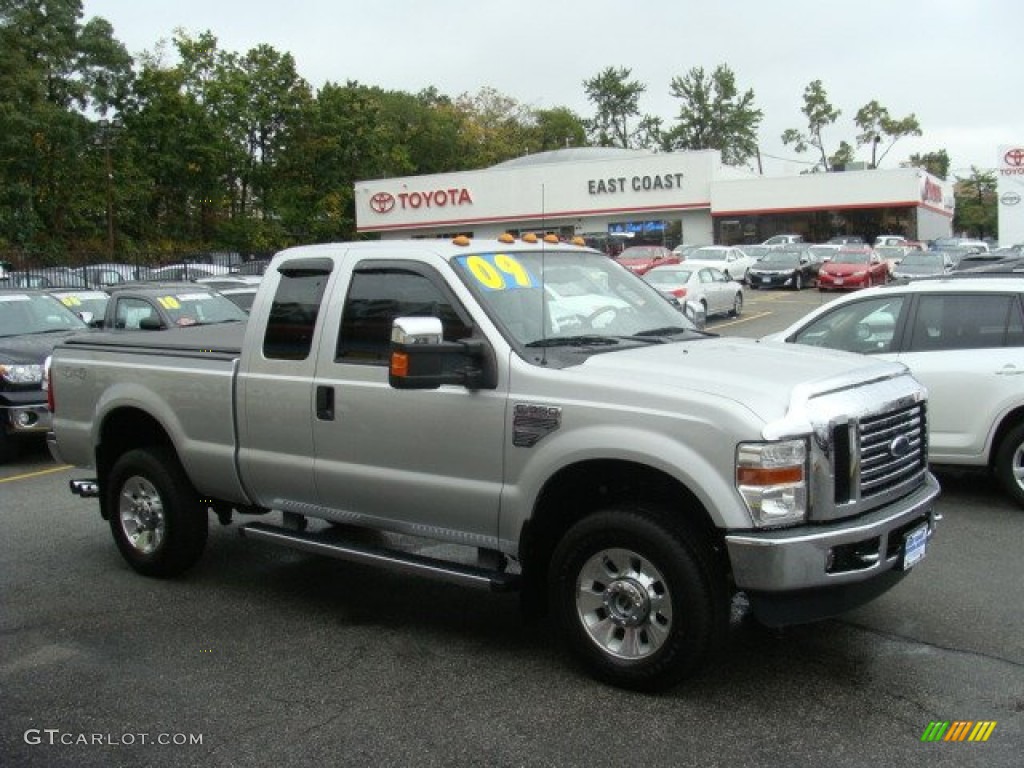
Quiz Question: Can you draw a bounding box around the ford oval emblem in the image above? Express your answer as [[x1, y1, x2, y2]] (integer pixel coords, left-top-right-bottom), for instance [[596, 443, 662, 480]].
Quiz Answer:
[[889, 435, 912, 459], [1001, 191, 1022, 206]]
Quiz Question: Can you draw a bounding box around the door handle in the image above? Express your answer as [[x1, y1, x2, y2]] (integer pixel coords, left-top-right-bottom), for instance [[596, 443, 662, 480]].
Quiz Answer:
[[316, 385, 335, 420], [995, 366, 1024, 376]]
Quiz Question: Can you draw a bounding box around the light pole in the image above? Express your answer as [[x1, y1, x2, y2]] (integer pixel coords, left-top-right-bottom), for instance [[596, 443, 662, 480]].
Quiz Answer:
[[98, 119, 114, 258]]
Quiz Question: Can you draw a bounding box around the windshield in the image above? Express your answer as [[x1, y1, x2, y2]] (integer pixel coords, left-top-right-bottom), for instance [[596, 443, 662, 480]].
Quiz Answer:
[[900, 252, 941, 268], [690, 247, 728, 261], [831, 250, 871, 264], [757, 251, 801, 267], [152, 291, 248, 326], [450, 249, 695, 348], [0, 292, 88, 336]]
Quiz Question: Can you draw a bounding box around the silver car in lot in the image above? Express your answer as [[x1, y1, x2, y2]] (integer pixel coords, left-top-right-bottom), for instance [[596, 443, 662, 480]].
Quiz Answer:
[[642, 264, 744, 318]]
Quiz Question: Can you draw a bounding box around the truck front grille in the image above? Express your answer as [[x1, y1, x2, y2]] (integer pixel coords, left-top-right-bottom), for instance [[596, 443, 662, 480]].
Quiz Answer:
[[831, 401, 927, 508], [859, 402, 927, 498]]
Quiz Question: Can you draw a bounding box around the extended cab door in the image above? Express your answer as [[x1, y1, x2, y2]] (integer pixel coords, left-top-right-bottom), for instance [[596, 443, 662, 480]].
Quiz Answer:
[[236, 257, 336, 512], [310, 256, 506, 545]]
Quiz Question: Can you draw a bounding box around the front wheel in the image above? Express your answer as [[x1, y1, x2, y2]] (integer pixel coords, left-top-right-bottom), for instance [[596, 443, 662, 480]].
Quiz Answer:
[[730, 292, 743, 317], [548, 505, 727, 691], [995, 423, 1024, 508], [106, 446, 209, 577]]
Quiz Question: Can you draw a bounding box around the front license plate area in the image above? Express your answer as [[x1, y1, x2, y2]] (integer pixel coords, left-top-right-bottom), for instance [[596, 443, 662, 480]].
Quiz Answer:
[[901, 524, 928, 570]]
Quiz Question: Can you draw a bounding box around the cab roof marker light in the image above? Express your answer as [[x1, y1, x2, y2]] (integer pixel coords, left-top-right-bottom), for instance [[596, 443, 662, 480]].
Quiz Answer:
[[522, 233, 539, 244], [498, 233, 515, 244], [543, 234, 559, 244], [452, 235, 471, 247]]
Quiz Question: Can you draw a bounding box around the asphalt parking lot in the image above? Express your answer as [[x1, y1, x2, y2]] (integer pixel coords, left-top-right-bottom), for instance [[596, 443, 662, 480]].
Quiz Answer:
[[1, 287, 1022, 767]]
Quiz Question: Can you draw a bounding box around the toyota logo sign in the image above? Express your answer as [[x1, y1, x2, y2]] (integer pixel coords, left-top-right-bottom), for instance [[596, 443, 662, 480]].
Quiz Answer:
[[370, 192, 396, 214], [1004, 148, 1024, 167]]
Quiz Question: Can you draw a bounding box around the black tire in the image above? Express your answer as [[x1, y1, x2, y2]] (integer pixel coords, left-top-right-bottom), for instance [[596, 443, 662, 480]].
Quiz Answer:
[[995, 423, 1024, 508], [730, 291, 743, 317], [106, 447, 208, 577], [0, 429, 20, 464], [548, 505, 728, 692]]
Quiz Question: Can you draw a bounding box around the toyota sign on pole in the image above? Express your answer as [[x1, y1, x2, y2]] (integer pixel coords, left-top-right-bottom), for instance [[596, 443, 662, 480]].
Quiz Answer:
[[998, 145, 1024, 247]]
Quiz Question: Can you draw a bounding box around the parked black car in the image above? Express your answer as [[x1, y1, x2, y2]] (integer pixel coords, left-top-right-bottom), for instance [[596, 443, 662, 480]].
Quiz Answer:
[[0, 289, 90, 461], [745, 245, 819, 290]]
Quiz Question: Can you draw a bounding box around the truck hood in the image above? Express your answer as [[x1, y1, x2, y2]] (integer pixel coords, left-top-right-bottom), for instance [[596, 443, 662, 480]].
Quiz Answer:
[[574, 336, 908, 424], [0, 330, 86, 365]]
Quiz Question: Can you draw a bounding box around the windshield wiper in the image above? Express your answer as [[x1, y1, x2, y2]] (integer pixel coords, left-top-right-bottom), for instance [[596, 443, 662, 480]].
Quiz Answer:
[[525, 335, 621, 348], [632, 326, 691, 337]]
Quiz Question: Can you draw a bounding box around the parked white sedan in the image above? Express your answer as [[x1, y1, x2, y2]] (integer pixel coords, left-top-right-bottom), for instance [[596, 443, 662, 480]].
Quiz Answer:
[[682, 246, 759, 283], [642, 265, 743, 319]]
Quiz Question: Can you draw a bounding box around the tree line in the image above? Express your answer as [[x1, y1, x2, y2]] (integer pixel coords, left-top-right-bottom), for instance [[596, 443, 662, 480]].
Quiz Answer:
[[0, 0, 995, 264]]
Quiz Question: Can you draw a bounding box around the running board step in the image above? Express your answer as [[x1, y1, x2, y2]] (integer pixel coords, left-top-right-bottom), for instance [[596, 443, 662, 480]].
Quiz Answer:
[[239, 522, 520, 593]]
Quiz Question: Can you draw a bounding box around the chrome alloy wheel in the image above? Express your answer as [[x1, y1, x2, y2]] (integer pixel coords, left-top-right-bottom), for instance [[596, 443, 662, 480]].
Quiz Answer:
[[1010, 442, 1024, 495], [118, 475, 167, 555], [575, 547, 672, 660]]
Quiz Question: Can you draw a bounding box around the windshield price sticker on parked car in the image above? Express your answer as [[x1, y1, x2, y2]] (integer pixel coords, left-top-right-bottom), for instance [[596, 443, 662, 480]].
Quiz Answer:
[[456, 253, 539, 292], [157, 296, 181, 309]]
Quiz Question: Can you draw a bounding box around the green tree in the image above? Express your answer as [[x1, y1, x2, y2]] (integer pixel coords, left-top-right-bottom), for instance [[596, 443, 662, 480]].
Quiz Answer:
[[954, 167, 997, 238], [529, 106, 587, 152], [275, 80, 392, 243], [906, 149, 950, 180], [661, 64, 762, 166], [781, 79, 841, 172], [0, 0, 132, 252], [455, 86, 535, 168], [583, 66, 652, 149], [854, 100, 922, 168]]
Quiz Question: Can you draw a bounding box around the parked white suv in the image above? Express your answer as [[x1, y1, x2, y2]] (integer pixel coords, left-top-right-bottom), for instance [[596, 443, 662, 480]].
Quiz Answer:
[[763, 276, 1024, 507]]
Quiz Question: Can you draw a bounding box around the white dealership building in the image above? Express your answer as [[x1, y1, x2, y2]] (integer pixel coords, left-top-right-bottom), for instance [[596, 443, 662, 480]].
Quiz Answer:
[[354, 147, 955, 247]]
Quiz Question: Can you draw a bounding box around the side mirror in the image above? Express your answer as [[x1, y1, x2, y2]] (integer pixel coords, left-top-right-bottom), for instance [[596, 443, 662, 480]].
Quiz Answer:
[[139, 316, 165, 330], [388, 316, 495, 390], [78, 311, 94, 325]]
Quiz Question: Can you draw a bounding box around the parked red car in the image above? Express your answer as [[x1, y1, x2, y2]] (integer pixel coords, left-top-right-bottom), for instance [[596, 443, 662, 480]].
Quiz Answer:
[[612, 245, 679, 275], [817, 246, 888, 291]]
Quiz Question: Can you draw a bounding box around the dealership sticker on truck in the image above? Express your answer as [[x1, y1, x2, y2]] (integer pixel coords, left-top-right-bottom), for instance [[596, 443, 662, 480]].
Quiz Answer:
[[902, 523, 928, 569], [455, 253, 539, 292]]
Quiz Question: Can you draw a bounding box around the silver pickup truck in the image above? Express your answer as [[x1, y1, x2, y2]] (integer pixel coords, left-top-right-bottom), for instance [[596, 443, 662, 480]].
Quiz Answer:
[[47, 236, 940, 691]]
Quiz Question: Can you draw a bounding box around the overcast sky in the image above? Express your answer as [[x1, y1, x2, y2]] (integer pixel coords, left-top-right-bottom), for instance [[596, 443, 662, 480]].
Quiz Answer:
[[81, 0, 1020, 178]]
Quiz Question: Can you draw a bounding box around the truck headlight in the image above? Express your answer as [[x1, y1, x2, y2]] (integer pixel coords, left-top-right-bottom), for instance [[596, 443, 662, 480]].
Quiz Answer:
[[736, 439, 808, 527], [0, 364, 44, 385]]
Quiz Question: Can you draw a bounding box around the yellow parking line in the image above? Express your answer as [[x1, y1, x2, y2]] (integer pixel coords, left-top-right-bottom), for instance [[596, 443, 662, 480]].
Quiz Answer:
[[715, 311, 772, 329], [0, 464, 72, 484]]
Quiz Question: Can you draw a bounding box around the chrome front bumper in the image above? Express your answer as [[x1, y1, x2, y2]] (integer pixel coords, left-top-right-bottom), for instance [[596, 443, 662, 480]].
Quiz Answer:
[[725, 472, 941, 593], [2, 404, 52, 435]]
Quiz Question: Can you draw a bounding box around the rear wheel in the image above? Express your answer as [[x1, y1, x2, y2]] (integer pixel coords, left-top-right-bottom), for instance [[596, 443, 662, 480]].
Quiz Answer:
[[995, 423, 1024, 508], [106, 447, 208, 577], [549, 505, 728, 691]]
